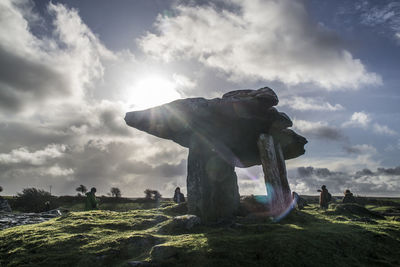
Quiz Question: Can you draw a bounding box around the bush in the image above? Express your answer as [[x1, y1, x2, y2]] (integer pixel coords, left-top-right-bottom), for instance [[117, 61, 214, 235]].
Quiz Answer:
[[110, 187, 122, 198], [15, 188, 56, 213]]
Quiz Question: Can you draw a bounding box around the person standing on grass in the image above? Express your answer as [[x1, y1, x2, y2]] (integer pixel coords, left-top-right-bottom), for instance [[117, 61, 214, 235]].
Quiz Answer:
[[173, 187, 185, 204], [318, 185, 331, 210], [85, 187, 98, 210]]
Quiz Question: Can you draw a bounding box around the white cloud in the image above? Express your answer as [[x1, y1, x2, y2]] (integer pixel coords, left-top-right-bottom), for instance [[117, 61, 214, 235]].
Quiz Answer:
[[342, 111, 371, 128], [173, 73, 197, 93], [139, 0, 381, 89], [342, 112, 397, 136], [357, 1, 400, 44], [0, 144, 67, 165], [373, 123, 397, 136], [280, 96, 344, 111], [42, 165, 74, 177]]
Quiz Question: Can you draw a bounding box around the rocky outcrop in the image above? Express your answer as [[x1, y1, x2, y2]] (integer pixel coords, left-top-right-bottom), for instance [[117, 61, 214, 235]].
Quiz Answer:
[[0, 209, 62, 230], [0, 198, 12, 212], [125, 87, 307, 223]]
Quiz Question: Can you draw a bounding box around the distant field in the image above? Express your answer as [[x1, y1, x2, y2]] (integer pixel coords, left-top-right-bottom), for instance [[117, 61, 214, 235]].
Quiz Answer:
[[1, 197, 400, 266]]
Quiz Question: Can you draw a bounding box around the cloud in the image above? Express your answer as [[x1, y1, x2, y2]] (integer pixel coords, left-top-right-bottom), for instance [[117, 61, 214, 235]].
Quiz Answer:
[[0, 1, 192, 196], [139, 0, 381, 89], [41, 165, 74, 177], [384, 139, 400, 151], [357, 1, 400, 44], [280, 96, 344, 111], [343, 144, 377, 155], [0, 0, 113, 113], [0, 144, 67, 165], [293, 165, 400, 196], [342, 112, 397, 136], [342, 111, 370, 128], [292, 119, 345, 141], [372, 123, 397, 136]]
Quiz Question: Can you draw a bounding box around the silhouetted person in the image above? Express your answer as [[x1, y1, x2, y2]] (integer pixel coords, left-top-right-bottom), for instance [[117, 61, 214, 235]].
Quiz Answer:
[[144, 189, 152, 200], [85, 187, 98, 210], [318, 185, 331, 209], [342, 189, 356, 203], [173, 187, 185, 204], [292, 191, 306, 210]]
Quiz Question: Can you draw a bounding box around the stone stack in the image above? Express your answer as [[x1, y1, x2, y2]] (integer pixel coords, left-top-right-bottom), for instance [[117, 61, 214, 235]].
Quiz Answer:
[[125, 87, 307, 223]]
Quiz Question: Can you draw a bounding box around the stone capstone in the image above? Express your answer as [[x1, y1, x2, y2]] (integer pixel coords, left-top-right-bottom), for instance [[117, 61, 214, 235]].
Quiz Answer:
[[125, 87, 307, 168]]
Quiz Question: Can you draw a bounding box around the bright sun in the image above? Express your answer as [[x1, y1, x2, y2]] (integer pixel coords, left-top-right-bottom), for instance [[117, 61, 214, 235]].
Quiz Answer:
[[127, 75, 181, 110]]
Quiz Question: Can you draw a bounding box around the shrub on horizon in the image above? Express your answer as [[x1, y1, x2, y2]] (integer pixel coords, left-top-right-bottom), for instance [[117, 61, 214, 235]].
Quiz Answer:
[[15, 187, 55, 213]]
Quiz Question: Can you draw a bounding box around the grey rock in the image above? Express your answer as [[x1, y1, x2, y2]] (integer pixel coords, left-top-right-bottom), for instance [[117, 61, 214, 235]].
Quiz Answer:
[[0, 210, 62, 230], [172, 215, 201, 229], [150, 245, 179, 261], [0, 198, 12, 212]]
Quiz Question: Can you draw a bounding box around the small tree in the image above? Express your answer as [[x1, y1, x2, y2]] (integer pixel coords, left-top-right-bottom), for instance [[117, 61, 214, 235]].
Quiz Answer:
[[0, 186, 3, 193], [76, 185, 87, 196], [110, 187, 121, 198], [15, 188, 52, 212]]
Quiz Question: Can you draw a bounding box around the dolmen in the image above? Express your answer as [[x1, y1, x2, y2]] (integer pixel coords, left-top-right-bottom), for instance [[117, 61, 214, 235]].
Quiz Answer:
[[125, 87, 307, 223]]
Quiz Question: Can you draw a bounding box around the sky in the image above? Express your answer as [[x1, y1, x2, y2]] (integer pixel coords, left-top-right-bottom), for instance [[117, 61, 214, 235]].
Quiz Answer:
[[0, 0, 399, 197]]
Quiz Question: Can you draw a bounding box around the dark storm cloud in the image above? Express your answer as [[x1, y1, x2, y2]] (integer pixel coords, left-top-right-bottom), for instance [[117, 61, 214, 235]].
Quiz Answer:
[[293, 120, 346, 141], [293, 165, 400, 196], [377, 166, 400, 175], [312, 126, 345, 141], [343, 145, 363, 154], [0, 45, 69, 111]]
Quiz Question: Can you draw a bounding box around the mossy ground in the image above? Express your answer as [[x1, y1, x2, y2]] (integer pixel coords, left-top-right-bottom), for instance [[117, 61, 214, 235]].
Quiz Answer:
[[1, 200, 400, 267]]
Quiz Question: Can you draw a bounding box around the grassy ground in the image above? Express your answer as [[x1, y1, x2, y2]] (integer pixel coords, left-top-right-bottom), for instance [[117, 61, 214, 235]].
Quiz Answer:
[[1, 201, 400, 267]]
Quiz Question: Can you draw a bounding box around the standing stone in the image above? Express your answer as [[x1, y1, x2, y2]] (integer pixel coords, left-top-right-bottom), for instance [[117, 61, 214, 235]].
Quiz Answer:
[[257, 134, 292, 216], [187, 136, 240, 223]]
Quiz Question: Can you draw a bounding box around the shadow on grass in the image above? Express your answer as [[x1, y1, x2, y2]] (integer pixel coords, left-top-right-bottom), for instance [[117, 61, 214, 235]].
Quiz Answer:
[[157, 207, 400, 267]]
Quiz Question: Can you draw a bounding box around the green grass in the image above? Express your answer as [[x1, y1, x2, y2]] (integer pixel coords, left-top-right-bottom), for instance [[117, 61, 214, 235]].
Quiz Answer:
[[59, 201, 161, 212], [1, 201, 400, 267]]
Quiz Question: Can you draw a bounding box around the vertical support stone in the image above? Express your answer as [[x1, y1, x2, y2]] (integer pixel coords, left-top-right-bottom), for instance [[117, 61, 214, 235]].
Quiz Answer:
[[257, 134, 292, 216], [187, 136, 240, 223]]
